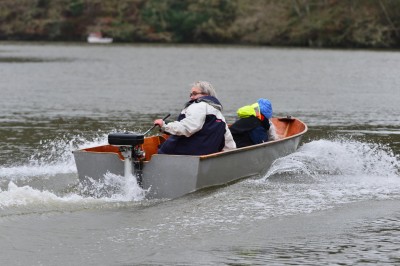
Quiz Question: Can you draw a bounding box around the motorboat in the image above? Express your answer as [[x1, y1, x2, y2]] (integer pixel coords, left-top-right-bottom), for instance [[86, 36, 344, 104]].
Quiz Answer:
[[87, 32, 113, 44], [73, 116, 307, 199]]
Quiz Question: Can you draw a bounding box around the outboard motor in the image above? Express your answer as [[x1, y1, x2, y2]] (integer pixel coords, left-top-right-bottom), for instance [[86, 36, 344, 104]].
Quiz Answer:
[[108, 132, 145, 185]]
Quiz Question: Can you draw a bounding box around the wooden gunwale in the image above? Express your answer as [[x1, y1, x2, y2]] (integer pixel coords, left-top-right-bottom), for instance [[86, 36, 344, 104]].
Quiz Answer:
[[200, 117, 307, 159], [76, 117, 307, 162]]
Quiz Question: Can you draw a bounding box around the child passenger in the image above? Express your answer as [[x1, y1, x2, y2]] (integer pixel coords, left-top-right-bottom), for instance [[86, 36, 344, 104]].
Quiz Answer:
[[229, 98, 278, 148]]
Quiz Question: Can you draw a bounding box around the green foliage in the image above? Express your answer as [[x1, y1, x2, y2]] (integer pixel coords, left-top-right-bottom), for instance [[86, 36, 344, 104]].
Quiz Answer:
[[68, 0, 85, 17], [141, 0, 238, 42], [0, 0, 399, 47], [37, 0, 51, 8]]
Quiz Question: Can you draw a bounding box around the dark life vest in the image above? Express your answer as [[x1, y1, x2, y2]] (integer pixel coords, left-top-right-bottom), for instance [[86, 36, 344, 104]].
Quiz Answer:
[[229, 116, 270, 148], [158, 98, 227, 155]]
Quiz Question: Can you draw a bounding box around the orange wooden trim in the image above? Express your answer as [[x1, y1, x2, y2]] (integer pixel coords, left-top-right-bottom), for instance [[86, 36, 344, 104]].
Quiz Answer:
[[201, 117, 307, 159], [80, 118, 306, 162], [83, 145, 125, 160], [81, 135, 169, 161], [142, 135, 167, 161]]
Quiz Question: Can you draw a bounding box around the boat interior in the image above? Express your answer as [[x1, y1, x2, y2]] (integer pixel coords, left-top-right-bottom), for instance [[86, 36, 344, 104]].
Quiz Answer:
[[80, 117, 307, 161]]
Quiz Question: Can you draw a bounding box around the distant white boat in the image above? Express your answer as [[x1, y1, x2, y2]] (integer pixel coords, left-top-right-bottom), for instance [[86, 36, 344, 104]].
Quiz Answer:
[[87, 33, 113, 44]]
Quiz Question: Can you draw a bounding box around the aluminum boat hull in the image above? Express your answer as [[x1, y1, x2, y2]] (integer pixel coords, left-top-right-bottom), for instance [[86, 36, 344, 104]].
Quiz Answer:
[[73, 117, 307, 199]]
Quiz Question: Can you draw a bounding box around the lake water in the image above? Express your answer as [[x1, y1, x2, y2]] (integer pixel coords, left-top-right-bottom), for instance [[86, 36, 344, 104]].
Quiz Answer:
[[0, 42, 399, 265]]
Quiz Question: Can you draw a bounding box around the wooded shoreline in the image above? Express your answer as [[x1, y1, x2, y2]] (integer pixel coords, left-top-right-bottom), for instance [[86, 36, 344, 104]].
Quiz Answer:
[[1, 0, 400, 48]]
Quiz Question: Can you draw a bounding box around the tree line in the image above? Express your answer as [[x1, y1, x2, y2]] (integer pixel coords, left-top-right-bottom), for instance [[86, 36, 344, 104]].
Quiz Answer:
[[1, 0, 399, 48]]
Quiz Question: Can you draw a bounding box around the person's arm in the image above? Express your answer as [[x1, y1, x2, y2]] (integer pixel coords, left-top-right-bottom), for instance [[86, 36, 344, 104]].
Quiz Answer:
[[223, 124, 236, 151], [162, 102, 207, 137]]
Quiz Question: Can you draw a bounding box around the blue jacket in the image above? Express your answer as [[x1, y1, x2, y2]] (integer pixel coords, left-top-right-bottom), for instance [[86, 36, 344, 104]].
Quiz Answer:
[[229, 116, 270, 148]]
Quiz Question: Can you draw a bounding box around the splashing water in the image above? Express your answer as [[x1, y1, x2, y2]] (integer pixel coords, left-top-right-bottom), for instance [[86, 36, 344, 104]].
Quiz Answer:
[[0, 174, 146, 215], [1, 133, 400, 217], [77, 172, 147, 201], [0, 181, 84, 208], [0, 133, 147, 215], [0, 133, 109, 181], [262, 139, 399, 182], [246, 139, 400, 216]]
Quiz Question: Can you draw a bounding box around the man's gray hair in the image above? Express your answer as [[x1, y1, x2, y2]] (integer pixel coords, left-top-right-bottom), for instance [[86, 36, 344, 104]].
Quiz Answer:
[[191, 81, 217, 97]]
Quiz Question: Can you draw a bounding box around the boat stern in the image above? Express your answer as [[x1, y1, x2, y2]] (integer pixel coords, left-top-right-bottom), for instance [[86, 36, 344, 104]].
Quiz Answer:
[[143, 154, 201, 199]]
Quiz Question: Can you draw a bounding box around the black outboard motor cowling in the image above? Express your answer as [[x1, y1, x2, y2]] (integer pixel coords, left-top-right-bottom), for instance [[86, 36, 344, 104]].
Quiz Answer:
[[107, 132, 145, 185], [108, 132, 144, 146]]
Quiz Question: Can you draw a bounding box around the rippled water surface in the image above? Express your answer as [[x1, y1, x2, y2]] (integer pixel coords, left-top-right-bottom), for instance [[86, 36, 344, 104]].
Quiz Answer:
[[0, 42, 399, 265]]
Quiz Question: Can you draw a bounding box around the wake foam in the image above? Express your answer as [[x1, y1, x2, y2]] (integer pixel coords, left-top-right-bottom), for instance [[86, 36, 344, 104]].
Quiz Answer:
[[0, 133, 147, 214], [0, 172, 146, 213], [0, 133, 108, 181], [77, 172, 147, 201], [2, 135, 399, 216], [262, 138, 399, 182]]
